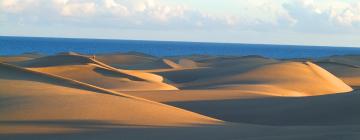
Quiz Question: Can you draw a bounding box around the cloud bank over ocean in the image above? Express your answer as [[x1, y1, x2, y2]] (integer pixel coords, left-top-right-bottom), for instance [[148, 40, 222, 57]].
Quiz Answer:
[[1, 0, 360, 46]]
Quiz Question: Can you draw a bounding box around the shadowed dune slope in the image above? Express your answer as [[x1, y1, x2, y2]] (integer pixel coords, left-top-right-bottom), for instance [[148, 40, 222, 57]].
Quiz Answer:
[[124, 89, 359, 126], [97, 52, 155, 62], [317, 62, 360, 88], [0, 64, 221, 134], [94, 53, 176, 70], [124, 90, 271, 102], [179, 59, 198, 68], [0, 56, 35, 63], [168, 92, 359, 126], [0, 53, 42, 63], [196, 55, 278, 67], [320, 55, 360, 66], [14, 54, 178, 91], [15, 54, 93, 67], [95, 53, 156, 66], [316, 55, 360, 88]]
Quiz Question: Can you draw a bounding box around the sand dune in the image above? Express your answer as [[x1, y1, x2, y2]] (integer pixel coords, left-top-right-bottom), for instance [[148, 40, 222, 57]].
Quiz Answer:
[[1, 53, 359, 140], [179, 59, 198, 68], [161, 58, 199, 69], [200, 61, 352, 96], [88, 53, 202, 70], [0, 56, 34, 63], [0, 53, 42, 63], [153, 58, 274, 84], [94, 52, 183, 70], [124, 89, 359, 126], [320, 55, 360, 66], [15, 54, 93, 67], [95, 52, 157, 67], [13, 53, 351, 95], [168, 92, 359, 125], [0, 63, 221, 134], [316, 55, 360, 88], [14, 54, 177, 91], [196, 55, 278, 67], [124, 90, 270, 102], [1, 63, 358, 139], [3, 124, 360, 140], [1, 64, 358, 139], [317, 62, 360, 88], [91, 58, 165, 83], [162, 59, 182, 69], [155, 60, 352, 96]]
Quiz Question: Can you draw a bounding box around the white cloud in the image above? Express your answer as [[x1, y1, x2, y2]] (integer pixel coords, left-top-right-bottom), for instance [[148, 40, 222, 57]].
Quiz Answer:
[[132, 0, 188, 22], [52, 0, 97, 17], [0, 0, 36, 13], [283, 0, 360, 31], [103, 0, 129, 16], [1, 0, 360, 32], [282, 0, 331, 32], [331, 2, 360, 27]]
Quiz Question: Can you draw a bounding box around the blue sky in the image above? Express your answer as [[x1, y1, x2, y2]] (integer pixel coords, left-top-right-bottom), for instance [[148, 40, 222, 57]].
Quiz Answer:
[[1, 0, 360, 47]]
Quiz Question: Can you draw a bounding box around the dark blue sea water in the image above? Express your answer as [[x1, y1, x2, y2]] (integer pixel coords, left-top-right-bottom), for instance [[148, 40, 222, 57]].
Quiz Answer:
[[1, 36, 360, 59]]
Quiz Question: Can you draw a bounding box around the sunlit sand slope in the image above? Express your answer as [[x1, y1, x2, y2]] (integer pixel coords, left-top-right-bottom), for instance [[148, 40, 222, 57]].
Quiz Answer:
[[317, 55, 360, 88], [0, 63, 221, 134], [15, 54, 178, 91], [156, 60, 352, 96]]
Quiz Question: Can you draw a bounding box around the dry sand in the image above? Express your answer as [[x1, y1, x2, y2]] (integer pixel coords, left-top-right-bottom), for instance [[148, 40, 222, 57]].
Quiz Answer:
[[0, 52, 42, 63], [316, 55, 360, 88], [154, 61, 352, 96], [0, 62, 220, 133], [14, 54, 177, 91], [1, 52, 359, 140]]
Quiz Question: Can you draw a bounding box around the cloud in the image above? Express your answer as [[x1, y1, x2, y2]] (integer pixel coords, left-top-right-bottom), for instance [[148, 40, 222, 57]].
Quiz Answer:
[[283, 0, 332, 32], [131, 0, 188, 23], [52, 0, 97, 17], [1, 0, 360, 33], [103, 0, 129, 16], [331, 2, 360, 27], [0, 0, 37, 13], [282, 0, 360, 32]]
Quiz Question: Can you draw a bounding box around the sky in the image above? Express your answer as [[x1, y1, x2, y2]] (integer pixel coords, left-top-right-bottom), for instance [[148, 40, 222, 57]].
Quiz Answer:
[[1, 0, 360, 47]]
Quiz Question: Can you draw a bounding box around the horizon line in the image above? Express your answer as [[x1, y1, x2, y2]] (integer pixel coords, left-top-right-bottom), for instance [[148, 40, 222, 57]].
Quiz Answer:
[[0, 35, 357, 49]]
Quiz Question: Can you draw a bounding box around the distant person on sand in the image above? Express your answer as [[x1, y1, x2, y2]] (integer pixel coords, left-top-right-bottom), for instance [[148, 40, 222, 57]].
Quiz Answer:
[[92, 55, 96, 60]]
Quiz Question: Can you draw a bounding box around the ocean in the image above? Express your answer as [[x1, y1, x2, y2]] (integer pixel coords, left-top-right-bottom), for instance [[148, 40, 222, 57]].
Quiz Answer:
[[1, 36, 360, 59]]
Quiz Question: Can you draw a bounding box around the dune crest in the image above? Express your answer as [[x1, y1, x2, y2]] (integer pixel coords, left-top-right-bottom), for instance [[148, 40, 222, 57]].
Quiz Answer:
[[163, 59, 182, 69], [14, 54, 178, 91], [305, 62, 353, 91], [162, 58, 198, 69], [179, 58, 198, 68], [0, 63, 222, 134], [177, 61, 352, 96], [316, 55, 360, 88]]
